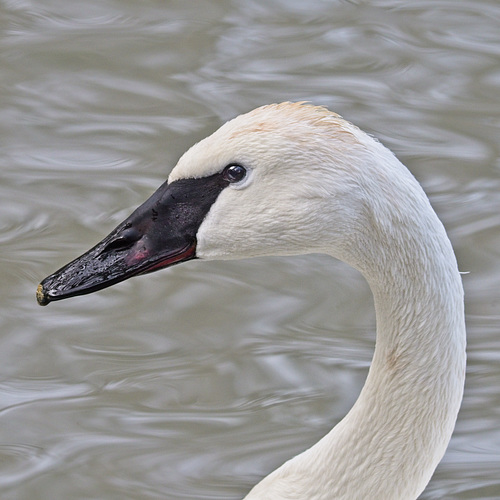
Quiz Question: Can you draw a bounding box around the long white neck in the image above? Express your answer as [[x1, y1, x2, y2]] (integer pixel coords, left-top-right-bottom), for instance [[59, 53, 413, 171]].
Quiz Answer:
[[245, 161, 466, 500]]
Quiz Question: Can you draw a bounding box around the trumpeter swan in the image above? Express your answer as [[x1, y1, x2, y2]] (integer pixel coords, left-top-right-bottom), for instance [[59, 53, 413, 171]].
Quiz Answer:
[[37, 102, 466, 499]]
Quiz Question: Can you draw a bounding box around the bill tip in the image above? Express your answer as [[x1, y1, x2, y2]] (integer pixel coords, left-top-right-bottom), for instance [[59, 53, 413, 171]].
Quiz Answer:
[[36, 283, 50, 306]]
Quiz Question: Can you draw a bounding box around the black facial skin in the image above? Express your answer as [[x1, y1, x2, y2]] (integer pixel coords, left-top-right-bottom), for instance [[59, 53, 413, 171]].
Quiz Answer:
[[36, 172, 231, 306]]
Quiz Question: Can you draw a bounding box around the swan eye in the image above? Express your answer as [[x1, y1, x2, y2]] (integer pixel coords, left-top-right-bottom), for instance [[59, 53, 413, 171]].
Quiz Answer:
[[222, 164, 247, 183]]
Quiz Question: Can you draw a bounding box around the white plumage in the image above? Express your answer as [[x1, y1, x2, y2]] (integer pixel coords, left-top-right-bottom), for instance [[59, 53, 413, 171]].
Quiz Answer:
[[39, 102, 466, 499], [170, 103, 466, 499]]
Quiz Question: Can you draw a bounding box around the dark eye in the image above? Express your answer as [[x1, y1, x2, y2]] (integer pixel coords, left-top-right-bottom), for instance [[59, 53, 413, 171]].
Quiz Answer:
[[222, 164, 247, 183]]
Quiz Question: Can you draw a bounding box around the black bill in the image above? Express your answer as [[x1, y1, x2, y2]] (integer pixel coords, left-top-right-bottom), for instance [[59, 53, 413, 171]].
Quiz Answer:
[[37, 173, 229, 306]]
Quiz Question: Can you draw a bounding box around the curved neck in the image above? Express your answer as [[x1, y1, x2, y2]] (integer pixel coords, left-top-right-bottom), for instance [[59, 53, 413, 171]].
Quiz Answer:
[[328, 229, 466, 499], [246, 197, 466, 500]]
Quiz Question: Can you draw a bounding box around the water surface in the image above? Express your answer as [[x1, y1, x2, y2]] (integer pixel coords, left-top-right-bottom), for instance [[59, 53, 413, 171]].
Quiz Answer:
[[1, 1, 500, 498]]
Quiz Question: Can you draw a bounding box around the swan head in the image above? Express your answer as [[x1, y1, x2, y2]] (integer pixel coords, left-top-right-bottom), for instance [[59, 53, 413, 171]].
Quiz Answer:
[[37, 102, 407, 305]]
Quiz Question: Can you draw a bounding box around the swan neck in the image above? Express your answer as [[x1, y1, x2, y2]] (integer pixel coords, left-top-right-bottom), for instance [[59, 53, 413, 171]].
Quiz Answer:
[[336, 215, 466, 499]]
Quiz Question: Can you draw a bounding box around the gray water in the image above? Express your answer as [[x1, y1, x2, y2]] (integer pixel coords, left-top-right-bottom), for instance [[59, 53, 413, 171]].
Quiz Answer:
[[2, 1, 500, 498]]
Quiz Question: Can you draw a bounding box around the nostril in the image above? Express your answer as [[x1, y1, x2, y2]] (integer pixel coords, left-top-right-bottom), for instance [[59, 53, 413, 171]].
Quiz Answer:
[[102, 227, 141, 253]]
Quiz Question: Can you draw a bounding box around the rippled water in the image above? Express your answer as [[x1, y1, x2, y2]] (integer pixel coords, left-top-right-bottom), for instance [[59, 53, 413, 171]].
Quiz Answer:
[[2, 1, 500, 498]]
